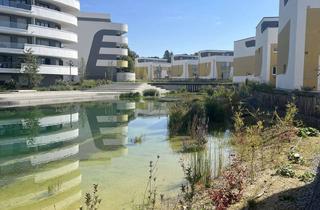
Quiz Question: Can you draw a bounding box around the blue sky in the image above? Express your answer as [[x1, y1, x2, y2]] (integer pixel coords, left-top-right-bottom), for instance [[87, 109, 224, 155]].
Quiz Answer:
[[80, 0, 279, 58]]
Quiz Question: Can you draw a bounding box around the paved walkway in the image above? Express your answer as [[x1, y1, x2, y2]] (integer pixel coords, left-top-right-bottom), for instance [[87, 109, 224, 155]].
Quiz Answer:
[[0, 91, 118, 108], [0, 83, 169, 108]]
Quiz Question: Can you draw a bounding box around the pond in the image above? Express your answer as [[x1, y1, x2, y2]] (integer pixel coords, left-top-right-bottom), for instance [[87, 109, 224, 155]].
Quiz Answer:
[[0, 101, 232, 210]]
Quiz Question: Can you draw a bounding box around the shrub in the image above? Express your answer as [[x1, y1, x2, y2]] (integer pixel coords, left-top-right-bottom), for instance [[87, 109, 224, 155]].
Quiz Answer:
[[119, 92, 141, 100], [298, 127, 320, 138], [209, 159, 247, 210], [143, 89, 159, 97], [275, 165, 295, 178], [4, 79, 17, 90], [288, 151, 305, 165], [298, 172, 316, 183], [80, 80, 97, 89]]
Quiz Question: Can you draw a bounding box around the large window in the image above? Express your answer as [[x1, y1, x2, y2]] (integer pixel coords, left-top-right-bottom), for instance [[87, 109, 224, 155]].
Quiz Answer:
[[261, 21, 279, 33], [245, 40, 256, 48]]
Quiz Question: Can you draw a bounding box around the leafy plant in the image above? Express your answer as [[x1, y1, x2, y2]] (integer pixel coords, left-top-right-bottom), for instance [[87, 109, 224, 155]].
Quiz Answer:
[[209, 159, 247, 210], [298, 172, 316, 183], [298, 127, 320, 138], [275, 165, 295, 178], [288, 151, 305, 165]]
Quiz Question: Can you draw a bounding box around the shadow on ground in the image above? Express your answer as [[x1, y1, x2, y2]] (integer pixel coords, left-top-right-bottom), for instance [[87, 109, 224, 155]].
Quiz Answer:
[[242, 165, 320, 210]]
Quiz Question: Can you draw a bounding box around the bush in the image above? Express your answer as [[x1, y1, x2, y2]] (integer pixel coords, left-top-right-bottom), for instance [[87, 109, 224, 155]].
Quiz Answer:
[[298, 127, 320, 138], [143, 89, 159, 97], [3, 79, 17, 90], [298, 172, 316, 183], [276, 165, 295, 178], [119, 92, 141, 100]]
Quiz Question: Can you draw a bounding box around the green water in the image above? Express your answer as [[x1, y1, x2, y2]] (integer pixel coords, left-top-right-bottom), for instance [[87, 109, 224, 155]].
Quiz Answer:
[[0, 101, 231, 210]]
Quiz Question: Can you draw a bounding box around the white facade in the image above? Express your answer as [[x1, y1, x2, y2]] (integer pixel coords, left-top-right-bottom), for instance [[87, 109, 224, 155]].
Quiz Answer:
[[135, 57, 171, 80], [255, 17, 279, 84], [277, 0, 320, 91], [233, 37, 257, 83], [171, 54, 199, 79], [0, 0, 80, 85], [198, 50, 234, 80]]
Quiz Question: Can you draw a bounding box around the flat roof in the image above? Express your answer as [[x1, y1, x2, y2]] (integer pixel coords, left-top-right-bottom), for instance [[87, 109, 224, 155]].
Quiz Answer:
[[78, 12, 111, 21], [234, 36, 256, 43]]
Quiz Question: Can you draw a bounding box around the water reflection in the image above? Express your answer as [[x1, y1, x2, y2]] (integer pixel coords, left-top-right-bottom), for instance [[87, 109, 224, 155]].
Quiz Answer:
[[0, 101, 231, 210]]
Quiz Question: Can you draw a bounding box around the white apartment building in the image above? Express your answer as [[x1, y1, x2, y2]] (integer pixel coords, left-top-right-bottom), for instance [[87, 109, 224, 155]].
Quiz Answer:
[[277, 0, 320, 91], [198, 50, 234, 80], [233, 37, 257, 83], [255, 17, 279, 86], [0, 0, 79, 85], [72, 12, 128, 81], [135, 57, 170, 80]]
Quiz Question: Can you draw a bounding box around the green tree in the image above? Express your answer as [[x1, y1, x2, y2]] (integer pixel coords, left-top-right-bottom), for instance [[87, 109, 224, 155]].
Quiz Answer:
[[23, 48, 42, 88], [121, 47, 139, 73], [79, 57, 87, 81], [163, 50, 173, 63]]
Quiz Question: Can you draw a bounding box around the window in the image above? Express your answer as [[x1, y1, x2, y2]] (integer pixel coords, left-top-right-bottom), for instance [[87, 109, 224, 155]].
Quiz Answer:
[[284, 0, 289, 6], [245, 40, 256, 48], [261, 21, 279, 33], [272, 67, 277, 75]]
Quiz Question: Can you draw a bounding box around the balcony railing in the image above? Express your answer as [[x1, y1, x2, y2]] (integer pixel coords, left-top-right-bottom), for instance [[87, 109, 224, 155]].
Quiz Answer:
[[0, 20, 28, 29], [0, 0, 31, 10], [0, 42, 25, 49]]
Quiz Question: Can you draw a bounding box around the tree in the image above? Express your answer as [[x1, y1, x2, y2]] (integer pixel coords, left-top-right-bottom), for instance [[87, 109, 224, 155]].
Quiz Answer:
[[121, 47, 139, 73], [23, 48, 42, 88], [78, 57, 87, 81], [163, 50, 173, 63]]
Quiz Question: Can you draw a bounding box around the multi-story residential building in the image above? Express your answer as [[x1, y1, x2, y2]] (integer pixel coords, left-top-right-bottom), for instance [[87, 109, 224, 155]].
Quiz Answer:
[[255, 17, 279, 86], [72, 12, 128, 81], [0, 0, 79, 85], [135, 57, 170, 80], [277, 0, 320, 91], [169, 54, 198, 79], [233, 37, 257, 83], [198, 50, 234, 80]]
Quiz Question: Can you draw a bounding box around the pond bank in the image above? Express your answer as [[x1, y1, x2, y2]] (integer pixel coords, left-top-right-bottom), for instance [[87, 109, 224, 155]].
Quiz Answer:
[[0, 91, 118, 108]]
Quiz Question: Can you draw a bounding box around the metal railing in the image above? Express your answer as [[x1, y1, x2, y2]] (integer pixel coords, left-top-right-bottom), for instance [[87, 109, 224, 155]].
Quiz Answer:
[[0, 42, 25, 49], [0, 0, 31, 10]]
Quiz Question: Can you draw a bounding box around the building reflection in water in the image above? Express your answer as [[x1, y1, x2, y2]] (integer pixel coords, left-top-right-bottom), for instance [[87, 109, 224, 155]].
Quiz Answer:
[[0, 101, 137, 210]]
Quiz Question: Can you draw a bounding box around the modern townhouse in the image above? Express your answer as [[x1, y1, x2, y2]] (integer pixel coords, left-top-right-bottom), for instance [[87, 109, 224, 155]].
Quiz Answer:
[[169, 54, 198, 79], [255, 17, 279, 86], [277, 0, 320, 91], [198, 50, 234, 80], [135, 57, 171, 80], [72, 12, 128, 81], [233, 37, 257, 83], [0, 0, 79, 86]]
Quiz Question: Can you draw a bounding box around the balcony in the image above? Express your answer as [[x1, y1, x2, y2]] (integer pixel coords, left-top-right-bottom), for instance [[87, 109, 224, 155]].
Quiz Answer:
[[99, 48, 128, 56], [0, 65, 78, 76], [0, 1, 31, 10], [31, 5, 77, 26], [102, 36, 128, 45], [24, 44, 78, 59], [96, 60, 128, 68], [104, 22, 128, 34], [41, 0, 80, 11], [28, 24, 78, 43]]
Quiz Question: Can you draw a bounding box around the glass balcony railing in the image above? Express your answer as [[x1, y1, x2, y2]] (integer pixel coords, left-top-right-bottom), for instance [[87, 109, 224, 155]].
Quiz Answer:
[[0, 20, 28, 30], [0, 42, 25, 49], [0, 0, 31, 10]]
